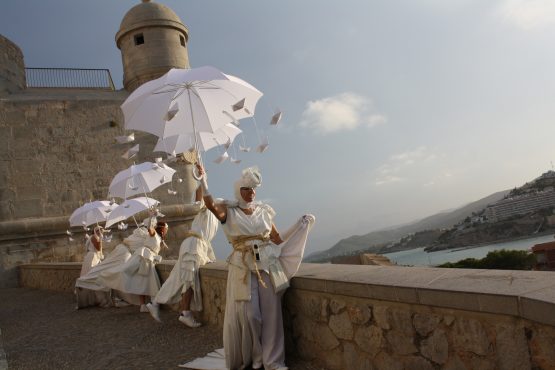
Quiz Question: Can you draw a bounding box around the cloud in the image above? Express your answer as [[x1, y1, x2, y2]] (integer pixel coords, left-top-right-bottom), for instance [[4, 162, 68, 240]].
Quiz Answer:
[[497, 0, 555, 30], [299, 92, 386, 134], [374, 146, 440, 186]]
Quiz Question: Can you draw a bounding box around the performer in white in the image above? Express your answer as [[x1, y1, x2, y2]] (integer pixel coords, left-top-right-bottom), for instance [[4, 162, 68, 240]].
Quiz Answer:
[[146, 185, 219, 327], [75, 216, 167, 311], [80, 226, 105, 276], [183, 164, 315, 370], [98, 218, 168, 312]]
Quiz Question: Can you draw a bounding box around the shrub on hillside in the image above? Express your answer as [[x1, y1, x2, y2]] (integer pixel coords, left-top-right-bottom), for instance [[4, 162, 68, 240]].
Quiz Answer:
[[438, 249, 536, 270]]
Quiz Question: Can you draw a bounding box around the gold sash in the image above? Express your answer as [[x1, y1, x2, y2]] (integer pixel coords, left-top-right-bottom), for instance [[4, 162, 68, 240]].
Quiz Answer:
[[230, 234, 270, 288]]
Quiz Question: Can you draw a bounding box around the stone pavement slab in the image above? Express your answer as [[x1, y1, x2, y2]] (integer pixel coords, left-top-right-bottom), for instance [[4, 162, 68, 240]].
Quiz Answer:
[[0, 288, 322, 370]]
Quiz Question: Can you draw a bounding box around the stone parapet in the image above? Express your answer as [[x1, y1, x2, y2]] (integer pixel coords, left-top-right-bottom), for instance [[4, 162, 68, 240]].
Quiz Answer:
[[18, 262, 555, 369]]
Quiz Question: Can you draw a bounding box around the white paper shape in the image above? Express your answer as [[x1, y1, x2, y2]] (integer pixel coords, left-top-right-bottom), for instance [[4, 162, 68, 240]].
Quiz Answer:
[[167, 189, 178, 195], [232, 98, 245, 112], [165, 102, 179, 121], [222, 111, 240, 125], [223, 138, 232, 150], [160, 175, 167, 184], [270, 111, 282, 125], [115, 132, 135, 144], [256, 137, 269, 153], [177, 178, 183, 183], [213, 151, 229, 164], [68, 237, 74, 242], [122, 144, 139, 160], [230, 157, 242, 164], [66, 230, 72, 236], [239, 145, 251, 152], [154, 157, 163, 163]]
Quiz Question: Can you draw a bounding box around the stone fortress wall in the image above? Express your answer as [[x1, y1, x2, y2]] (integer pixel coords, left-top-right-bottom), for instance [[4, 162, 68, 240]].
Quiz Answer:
[[0, 34, 26, 96], [19, 261, 555, 370], [0, 33, 198, 288]]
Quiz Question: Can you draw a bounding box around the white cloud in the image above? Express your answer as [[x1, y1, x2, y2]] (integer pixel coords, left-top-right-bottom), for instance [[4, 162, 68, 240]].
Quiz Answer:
[[497, 0, 555, 30], [374, 146, 442, 186], [299, 92, 386, 134]]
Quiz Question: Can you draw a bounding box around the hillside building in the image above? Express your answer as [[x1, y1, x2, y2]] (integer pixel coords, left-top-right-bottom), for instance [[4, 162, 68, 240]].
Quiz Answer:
[[485, 189, 555, 222]]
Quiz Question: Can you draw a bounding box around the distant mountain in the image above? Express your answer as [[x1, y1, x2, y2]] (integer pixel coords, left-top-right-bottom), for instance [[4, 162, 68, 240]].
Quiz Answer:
[[305, 190, 509, 262]]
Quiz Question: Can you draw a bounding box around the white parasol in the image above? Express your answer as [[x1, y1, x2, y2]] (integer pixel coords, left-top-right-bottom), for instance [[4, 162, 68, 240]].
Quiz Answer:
[[69, 201, 119, 227], [108, 162, 176, 199], [105, 197, 160, 228]]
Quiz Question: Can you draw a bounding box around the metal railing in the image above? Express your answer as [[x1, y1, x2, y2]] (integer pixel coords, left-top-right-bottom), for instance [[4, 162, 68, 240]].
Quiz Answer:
[[25, 68, 115, 90]]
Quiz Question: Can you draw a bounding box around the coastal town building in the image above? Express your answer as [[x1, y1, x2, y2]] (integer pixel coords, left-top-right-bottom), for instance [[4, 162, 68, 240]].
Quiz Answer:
[[485, 189, 555, 222]]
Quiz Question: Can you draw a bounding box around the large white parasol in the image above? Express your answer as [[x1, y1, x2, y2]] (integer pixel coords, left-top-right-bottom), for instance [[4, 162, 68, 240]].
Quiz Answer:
[[121, 66, 263, 140]]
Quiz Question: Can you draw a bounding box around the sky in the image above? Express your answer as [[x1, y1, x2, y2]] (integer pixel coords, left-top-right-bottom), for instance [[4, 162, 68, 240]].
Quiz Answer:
[[2, 0, 555, 258]]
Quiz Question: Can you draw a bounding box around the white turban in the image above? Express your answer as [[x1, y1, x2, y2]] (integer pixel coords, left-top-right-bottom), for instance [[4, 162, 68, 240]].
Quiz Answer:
[[234, 166, 262, 208]]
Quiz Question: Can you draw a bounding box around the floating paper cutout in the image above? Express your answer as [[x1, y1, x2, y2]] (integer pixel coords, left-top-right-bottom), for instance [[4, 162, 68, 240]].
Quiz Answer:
[[230, 157, 242, 164], [66, 230, 72, 236], [118, 222, 128, 231], [109, 198, 116, 206], [115, 132, 135, 144], [165, 102, 179, 121], [103, 234, 112, 243], [154, 157, 163, 163], [68, 237, 74, 242], [232, 98, 245, 112], [160, 175, 167, 184], [177, 178, 183, 183], [256, 137, 269, 153], [223, 138, 232, 151], [167, 189, 178, 195], [122, 144, 139, 160], [270, 111, 282, 125], [213, 151, 229, 164], [222, 111, 240, 125], [239, 145, 251, 152]]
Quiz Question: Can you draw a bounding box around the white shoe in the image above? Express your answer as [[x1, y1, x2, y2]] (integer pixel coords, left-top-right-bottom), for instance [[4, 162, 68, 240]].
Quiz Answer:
[[146, 303, 162, 322], [178, 313, 201, 328], [140, 304, 149, 313]]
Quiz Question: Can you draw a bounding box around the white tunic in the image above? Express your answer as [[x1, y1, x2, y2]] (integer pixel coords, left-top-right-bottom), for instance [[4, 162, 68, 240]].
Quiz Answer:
[[180, 207, 315, 370], [80, 237, 104, 277], [222, 203, 314, 370], [97, 227, 162, 297], [155, 205, 219, 310]]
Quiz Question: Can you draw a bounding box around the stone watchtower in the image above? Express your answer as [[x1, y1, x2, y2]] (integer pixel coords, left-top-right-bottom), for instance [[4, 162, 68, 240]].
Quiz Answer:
[[116, 0, 191, 92]]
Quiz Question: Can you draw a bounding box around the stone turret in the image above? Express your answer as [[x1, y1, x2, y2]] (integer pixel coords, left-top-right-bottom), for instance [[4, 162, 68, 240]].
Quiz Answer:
[[0, 34, 26, 96], [116, 0, 190, 92]]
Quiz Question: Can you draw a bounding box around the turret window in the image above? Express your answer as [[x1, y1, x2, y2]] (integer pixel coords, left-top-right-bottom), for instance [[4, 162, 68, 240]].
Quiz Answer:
[[179, 35, 186, 47], [134, 33, 145, 45]]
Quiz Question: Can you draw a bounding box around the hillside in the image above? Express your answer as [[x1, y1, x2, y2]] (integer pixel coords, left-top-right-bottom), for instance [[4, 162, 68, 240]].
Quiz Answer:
[[305, 190, 508, 262]]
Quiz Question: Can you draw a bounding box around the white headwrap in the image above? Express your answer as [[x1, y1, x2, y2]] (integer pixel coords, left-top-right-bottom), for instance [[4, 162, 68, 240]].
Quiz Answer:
[[234, 166, 262, 208]]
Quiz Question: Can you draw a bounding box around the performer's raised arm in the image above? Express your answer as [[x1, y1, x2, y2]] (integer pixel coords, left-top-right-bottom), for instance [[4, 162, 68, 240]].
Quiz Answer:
[[196, 163, 227, 222]]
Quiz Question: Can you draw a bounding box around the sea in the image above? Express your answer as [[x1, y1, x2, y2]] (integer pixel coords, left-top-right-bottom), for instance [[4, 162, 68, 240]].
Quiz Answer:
[[381, 233, 554, 267]]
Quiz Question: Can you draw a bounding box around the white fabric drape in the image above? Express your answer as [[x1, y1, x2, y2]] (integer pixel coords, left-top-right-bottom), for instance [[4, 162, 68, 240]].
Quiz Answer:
[[155, 206, 219, 310], [80, 237, 104, 277]]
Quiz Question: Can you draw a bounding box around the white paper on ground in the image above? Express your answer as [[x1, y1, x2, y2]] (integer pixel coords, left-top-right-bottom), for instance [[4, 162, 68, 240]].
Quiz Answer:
[[178, 348, 227, 369]]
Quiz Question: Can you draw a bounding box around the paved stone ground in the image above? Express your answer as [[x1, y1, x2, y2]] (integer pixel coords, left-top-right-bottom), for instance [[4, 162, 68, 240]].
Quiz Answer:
[[0, 288, 323, 370]]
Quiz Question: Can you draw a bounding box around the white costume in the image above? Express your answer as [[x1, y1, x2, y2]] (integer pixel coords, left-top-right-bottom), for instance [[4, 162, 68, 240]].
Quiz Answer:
[[98, 227, 162, 297], [181, 167, 315, 370], [80, 236, 104, 277], [154, 203, 219, 310], [75, 226, 162, 308]]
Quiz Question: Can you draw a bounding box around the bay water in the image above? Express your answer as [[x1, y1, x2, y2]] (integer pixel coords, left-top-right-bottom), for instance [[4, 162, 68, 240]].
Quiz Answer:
[[381, 234, 555, 266]]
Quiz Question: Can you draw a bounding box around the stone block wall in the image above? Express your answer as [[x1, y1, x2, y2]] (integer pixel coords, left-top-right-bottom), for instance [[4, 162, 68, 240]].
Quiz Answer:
[[1, 89, 201, 287], [18, 261, 555, 370], [0, 34, 25, 95]]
